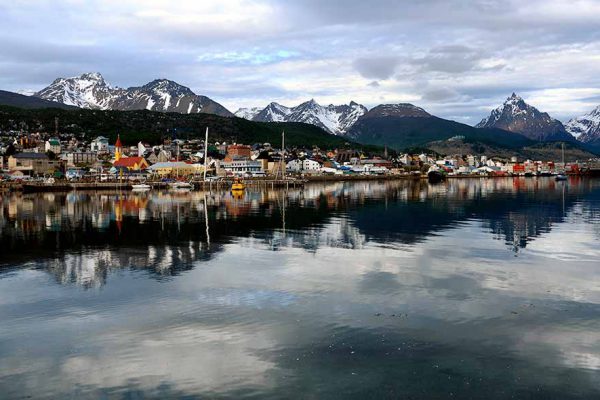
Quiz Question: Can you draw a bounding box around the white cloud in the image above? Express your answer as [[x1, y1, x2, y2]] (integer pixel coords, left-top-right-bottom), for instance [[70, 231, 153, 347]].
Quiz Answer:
[[0, 0, 599, 122]]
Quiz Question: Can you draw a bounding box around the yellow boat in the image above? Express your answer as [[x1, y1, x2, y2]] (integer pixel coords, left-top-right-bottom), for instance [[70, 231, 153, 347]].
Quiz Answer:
[[231, 178, 245, 191]]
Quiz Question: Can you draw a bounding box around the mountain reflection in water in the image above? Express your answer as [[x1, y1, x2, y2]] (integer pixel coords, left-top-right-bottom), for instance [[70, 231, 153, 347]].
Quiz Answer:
[[0, 178, 599, 399]]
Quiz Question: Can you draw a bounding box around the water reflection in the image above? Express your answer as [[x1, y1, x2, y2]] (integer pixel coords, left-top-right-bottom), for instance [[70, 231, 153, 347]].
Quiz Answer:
[[0, 178, 599, 399], [1, 178, 599, 270]]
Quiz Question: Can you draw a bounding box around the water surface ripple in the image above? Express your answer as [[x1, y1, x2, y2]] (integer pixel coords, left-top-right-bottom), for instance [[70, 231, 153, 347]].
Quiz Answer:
[[0, 178, 599, 399]]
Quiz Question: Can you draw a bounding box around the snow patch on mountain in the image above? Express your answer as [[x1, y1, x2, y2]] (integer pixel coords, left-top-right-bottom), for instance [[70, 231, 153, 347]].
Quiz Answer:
[[565, 106, 600, 143], [34, 73, 233, 117], [234, 107, 263, 120], [247, 99, 367, 135], [476, 93, 574, 142]]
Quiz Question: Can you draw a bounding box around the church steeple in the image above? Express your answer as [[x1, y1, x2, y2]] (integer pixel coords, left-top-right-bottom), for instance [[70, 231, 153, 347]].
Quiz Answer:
[[114, 134, 122, 161]]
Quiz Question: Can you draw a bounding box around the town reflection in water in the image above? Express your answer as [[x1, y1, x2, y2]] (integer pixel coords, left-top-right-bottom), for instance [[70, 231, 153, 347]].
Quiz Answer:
[[2, 178, 598, 283], [0, 178, 599, 399]]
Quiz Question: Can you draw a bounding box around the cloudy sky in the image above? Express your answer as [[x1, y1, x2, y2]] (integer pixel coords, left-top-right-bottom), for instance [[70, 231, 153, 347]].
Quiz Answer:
[[1, 0, 600, 124]]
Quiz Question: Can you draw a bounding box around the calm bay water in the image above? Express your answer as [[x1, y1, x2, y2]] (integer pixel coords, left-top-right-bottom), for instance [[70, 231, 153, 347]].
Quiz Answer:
[[0, 178, 599, 399]]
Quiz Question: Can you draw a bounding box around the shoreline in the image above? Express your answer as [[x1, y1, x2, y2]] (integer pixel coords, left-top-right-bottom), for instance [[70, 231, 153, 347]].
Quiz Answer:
[[1, 173, 589, 194]]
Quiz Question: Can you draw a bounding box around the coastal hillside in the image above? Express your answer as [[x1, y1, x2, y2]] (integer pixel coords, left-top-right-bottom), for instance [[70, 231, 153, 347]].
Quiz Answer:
[[0, 105, 354, 148], [427, 138, 598, 162], [347, 103, 535, 150], [0, 90, 77, 110]]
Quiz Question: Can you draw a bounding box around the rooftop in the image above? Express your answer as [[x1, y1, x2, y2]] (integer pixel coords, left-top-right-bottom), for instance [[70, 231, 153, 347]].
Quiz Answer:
[[12, 152, 49, 159]]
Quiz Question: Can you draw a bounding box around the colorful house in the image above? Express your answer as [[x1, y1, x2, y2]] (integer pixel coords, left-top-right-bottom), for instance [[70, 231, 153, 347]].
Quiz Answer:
[[112, 156, 149, 171]]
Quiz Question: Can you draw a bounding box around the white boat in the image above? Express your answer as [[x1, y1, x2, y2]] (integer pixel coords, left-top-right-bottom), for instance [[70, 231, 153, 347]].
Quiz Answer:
[[169, 181, 193, 190], [555, 174, 567, 181], [132, 183, 151, 191]]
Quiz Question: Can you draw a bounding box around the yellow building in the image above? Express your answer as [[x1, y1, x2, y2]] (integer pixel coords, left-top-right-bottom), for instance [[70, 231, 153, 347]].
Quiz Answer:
[[147, 162, 204, 177]]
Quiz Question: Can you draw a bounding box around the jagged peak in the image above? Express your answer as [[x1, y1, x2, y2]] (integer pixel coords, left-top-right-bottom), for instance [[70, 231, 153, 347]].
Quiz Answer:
[[265, 101, 290, 111], [298, 98, 320, 107], [142, 78, 191, 90], [47, 72, 107, 86], [78, 72, 105, 81], [507, 92, 522, 101]]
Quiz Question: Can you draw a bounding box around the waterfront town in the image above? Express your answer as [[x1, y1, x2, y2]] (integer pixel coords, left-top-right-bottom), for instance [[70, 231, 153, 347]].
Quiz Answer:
[[0, 129, 599, 185]]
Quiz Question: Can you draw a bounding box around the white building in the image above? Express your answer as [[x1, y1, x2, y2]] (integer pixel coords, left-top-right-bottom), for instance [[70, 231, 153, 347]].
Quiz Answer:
[[91, 136, 109, 153], [219, 159, 262, 175], [286, 159, 322, 173], [44, 138, 61, 154], [467, 155, 476, 167], [138, 142, 148, 157]]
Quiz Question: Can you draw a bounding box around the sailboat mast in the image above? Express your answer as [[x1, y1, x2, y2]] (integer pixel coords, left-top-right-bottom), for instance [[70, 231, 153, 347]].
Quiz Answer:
[[281, 131, 285, 180], [203, 127, 209, 182]]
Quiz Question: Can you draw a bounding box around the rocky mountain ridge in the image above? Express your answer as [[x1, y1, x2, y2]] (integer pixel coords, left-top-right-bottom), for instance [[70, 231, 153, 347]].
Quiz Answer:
[[34, 73, 232, 117], [476, 93, 574, 142]]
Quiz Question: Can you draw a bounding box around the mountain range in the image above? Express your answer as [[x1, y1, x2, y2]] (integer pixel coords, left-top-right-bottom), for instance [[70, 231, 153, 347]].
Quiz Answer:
[[476, 93, 574, 142], [345, 103, 535, 150], [34, 73, 232, 117], [2, 72, 600, 152], [565, 106, 600, 147], [235, 100, 367, 135]]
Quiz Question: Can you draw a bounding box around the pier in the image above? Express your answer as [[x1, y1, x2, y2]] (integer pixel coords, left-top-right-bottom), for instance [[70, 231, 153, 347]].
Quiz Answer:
[[10, 178, 306, 193]]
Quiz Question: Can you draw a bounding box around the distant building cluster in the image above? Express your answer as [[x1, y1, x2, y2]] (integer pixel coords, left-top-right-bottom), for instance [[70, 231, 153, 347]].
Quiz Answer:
[[0, 128, 598, 181]]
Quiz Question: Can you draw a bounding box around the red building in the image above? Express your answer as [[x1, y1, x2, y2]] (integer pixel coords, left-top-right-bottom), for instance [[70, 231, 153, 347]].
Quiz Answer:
[[225, 144, 252, 161]]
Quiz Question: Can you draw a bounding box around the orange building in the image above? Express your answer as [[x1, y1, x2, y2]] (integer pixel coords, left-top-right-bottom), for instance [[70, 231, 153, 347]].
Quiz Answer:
[[225, 144, 252, 161]]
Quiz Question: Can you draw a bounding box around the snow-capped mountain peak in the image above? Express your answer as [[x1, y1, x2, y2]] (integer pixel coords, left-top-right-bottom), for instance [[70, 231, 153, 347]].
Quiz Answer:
[[234, 107, 263, 120], [35, 72, 116, 109], [34, 73, 233, 116], [246, 100, 367, 135], [476, 93, 574, 142], [253, 102, 293, 123], [139, 79, 195, 97], [565, 105, 600, 143]]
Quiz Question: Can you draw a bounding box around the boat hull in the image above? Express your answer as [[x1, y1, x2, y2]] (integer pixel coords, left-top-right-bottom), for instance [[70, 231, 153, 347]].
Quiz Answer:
[[427, 171, 446, 184], [22, 184, 71, 193]]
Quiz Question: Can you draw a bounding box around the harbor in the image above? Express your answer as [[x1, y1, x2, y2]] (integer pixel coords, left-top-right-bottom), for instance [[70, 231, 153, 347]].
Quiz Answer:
[[2, 178, 600, 399]]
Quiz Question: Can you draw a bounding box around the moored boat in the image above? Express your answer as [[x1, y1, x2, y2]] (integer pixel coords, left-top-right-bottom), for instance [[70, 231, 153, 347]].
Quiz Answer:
[[169, 181, 193, 190], [22, 183, 71, 193], [132, 183, 151, 191], [231, 178, 245, 191], [427, 167, 446, 184], [555, 174, 567, 181]]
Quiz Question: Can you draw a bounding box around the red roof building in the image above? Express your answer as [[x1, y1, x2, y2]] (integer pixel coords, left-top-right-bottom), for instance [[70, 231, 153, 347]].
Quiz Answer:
[[112, 156, 149, 171]]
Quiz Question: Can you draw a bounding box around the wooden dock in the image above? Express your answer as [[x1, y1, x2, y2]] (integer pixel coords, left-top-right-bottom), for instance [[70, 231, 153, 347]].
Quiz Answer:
[[10, 179, 305, 193], [191, 179, 305, 191]]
